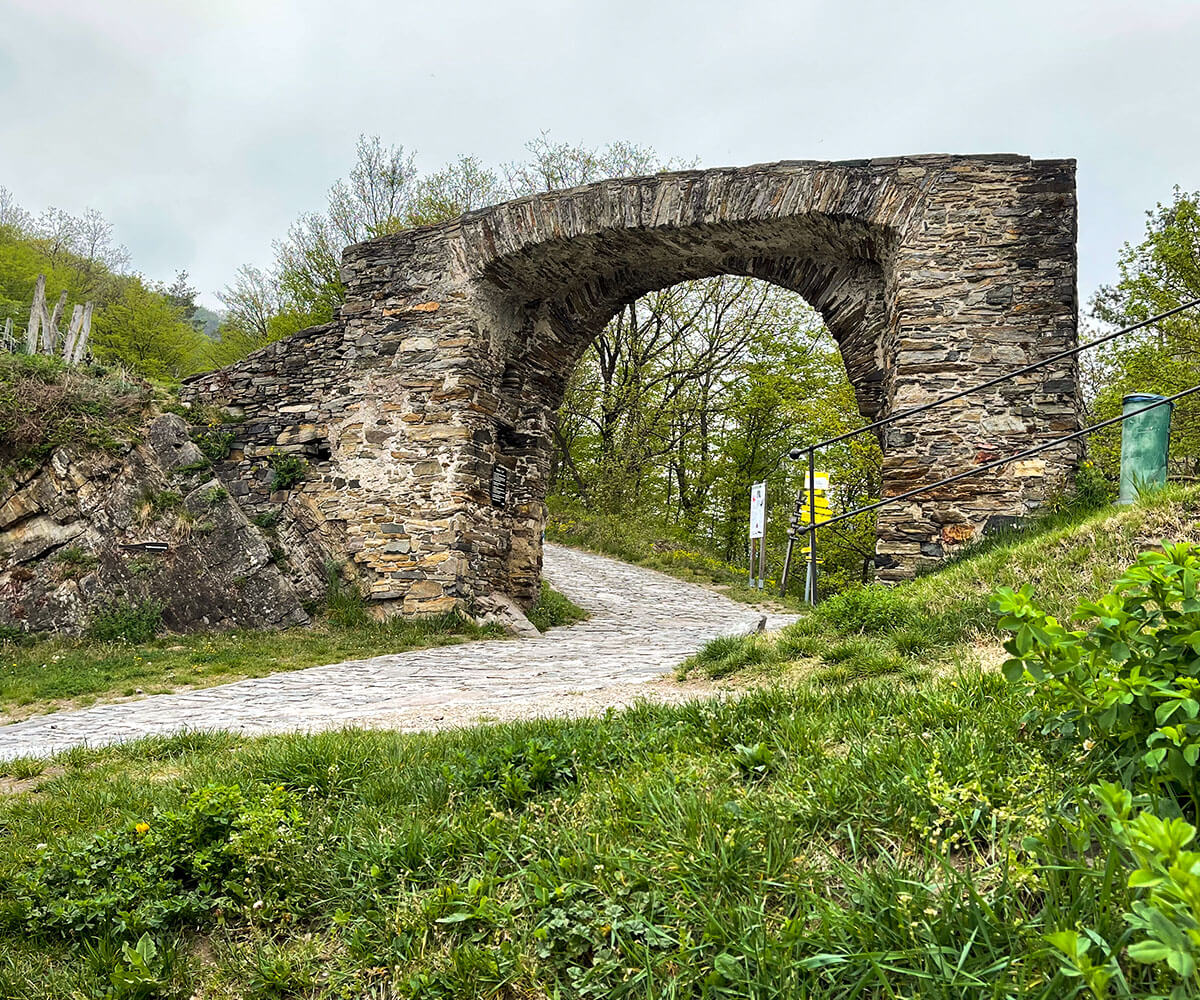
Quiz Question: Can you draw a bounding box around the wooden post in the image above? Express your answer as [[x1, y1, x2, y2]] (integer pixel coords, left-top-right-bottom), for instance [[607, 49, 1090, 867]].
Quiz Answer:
[[25, 274, 45, 354], [2, 316, 12, 352], [43, 289, 68, 354], [62, 304, 83, 360], [69, 302, 93, 363]]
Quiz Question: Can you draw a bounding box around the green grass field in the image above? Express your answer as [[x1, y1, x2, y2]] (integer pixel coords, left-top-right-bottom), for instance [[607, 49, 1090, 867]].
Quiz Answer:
[[1, 490, 1198, 997]]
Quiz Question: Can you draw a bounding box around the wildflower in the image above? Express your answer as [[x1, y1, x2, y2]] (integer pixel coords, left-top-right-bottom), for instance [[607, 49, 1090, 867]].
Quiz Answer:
[[253, 899, 265, 910], [134, 822, 150, 834]]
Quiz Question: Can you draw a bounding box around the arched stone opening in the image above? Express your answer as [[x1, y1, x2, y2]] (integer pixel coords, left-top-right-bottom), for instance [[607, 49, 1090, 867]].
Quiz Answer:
[[473, 216, 896, 600], [181, 154, 1080, 615]]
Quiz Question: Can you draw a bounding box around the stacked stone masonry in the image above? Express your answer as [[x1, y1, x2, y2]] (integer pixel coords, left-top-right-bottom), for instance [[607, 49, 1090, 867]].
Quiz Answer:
[[180, 154, 1081, 612]]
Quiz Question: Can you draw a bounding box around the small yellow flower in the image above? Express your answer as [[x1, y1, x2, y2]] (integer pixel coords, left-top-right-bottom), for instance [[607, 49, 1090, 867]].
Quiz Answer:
[[134, 822, 150, 835]]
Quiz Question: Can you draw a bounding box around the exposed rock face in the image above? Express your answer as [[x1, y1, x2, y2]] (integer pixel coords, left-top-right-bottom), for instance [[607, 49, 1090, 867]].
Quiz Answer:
[[180, 155, 1081, 610], [0, 414, 312, 636]]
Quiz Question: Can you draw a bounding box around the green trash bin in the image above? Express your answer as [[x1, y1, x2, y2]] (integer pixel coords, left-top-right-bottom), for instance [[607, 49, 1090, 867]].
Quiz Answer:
[[1118, 393, 1173, 504]]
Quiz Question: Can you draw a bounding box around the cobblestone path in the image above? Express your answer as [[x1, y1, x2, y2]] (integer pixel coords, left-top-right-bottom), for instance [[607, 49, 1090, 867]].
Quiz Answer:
[[0, 544, 797, 759]]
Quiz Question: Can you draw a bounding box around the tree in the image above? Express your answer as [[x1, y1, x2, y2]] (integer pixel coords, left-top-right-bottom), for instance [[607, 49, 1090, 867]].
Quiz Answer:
[[406, 156, 505, 227], [91, 277, 207, 379], [1089, 188, 1200, 479]]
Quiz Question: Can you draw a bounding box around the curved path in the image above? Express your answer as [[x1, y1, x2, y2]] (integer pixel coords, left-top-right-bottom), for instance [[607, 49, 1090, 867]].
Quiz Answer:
[[0, 544, 796, 760]]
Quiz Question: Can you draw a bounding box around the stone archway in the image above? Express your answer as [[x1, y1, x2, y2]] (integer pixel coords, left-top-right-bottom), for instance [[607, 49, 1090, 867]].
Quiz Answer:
[[183, 154, 1080, 614]]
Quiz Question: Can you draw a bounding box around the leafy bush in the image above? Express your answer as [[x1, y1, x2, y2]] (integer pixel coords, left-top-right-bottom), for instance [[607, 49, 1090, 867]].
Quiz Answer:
[[993, 541, 1200, 801], [86, 599, 163, 644], [268, 451, 307, 491], [815, 585, 918, 635], [193, 427, 234, 464], [17, 783, 303, 938]]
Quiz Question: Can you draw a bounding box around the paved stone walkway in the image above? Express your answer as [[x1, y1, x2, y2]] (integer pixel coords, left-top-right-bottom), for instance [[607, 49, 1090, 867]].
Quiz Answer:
[[0, 544, 797, 760]]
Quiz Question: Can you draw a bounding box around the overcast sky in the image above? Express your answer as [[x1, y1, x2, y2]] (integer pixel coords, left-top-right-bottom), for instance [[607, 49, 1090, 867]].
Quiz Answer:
[[2, 0, 1198, 310]]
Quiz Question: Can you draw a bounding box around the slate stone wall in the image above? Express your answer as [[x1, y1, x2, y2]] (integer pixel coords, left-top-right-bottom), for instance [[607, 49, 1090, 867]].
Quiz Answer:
[[181, 154, 1080, 610]]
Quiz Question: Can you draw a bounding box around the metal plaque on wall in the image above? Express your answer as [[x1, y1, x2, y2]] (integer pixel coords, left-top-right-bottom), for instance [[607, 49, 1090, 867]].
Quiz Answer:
[[490, 464, 509, 506]]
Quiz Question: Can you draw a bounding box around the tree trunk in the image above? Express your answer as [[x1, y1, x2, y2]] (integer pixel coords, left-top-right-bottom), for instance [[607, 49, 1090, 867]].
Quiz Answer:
[[69, 302, 93, 363], [43, 289, 68, 354], [62, 304, 84, 360], [25, 274, 45, 354]]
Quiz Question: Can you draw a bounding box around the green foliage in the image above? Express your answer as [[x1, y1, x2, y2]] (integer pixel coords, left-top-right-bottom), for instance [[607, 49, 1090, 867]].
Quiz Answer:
[[323, 564, 371, 629], [267, 451, 307, 491], [85, 600, 164, 644], [90, 276, 207, 380], [107, 933, 168, 999], [193, 427, 234, 464], [993, 541, 1200, 800], [202, 484, 228, 507], [53, 545, 99, 579], [1089, 186, 1200, 482], [451, 732, 586, 805], [16, 782, 303, 938], [141, 488, 182, 518], [525, 581, 588, 632]]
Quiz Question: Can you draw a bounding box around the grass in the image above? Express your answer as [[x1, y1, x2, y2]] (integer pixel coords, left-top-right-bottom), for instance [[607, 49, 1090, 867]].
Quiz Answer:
[[681, 484, 1200, 687], [547, 502, 804, 611], [2, 491, 1198, 995], [0, 354, 150, 480], [526, 580, 589, 632], [0, 579, 590, 721], [0, 674, 1104, 998]]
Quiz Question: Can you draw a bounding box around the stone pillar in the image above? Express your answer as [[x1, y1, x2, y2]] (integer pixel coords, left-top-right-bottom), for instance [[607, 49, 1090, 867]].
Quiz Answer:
[[874, 157, 1079, 578]]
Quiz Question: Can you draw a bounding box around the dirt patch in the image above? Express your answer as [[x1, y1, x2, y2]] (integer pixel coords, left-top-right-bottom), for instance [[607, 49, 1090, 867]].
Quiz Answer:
[[0, 765, 63, 796]]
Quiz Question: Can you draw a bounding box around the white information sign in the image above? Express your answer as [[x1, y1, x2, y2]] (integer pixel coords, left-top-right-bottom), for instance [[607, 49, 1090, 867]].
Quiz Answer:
[[749, 481, 766, 539]]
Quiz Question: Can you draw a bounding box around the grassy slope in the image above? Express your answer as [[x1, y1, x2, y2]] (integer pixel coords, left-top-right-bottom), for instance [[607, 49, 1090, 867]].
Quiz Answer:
[[0, 492, 1196, 997], [683, 486, 1200, 685], [0, 583, 584, 722]]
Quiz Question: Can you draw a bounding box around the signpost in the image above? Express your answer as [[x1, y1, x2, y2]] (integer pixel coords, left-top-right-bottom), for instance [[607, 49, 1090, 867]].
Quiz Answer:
[[749, 481, 767, 589], [779, 470, 831, 603]]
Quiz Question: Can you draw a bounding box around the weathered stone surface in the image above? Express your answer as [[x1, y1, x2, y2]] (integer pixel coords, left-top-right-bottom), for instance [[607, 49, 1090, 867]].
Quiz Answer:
[[0, 415, 311, 635], [180, 154, 1081, 607]]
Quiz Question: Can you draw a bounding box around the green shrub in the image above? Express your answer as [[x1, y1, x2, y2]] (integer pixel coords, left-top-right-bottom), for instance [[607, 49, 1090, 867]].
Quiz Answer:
[[202, 485, 228, 508], [815, 585, 917, 636], [993, 541, 1200, 802], [193, 428, 234, 464], [16, 783, 303, 939], [86, 599, 164, 644], [268, 452, 307, 491]]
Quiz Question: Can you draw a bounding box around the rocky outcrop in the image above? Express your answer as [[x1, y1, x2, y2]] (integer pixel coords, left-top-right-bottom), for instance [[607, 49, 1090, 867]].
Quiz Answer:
[[0, 414, 314, 636]]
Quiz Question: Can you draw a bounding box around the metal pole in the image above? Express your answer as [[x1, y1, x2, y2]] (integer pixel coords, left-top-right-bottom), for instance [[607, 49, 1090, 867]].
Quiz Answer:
[[779, 532, 795, 596], [807, 447, 818, 606], [758, 481, 767, 589]]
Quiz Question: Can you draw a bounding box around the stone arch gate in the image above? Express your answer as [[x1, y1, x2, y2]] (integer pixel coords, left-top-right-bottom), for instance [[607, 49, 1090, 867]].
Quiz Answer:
[[182, 154, 1080, 614]]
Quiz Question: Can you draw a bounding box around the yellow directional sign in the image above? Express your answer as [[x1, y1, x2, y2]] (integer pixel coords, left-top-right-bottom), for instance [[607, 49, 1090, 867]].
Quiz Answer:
[[791, 471, 832, 525]]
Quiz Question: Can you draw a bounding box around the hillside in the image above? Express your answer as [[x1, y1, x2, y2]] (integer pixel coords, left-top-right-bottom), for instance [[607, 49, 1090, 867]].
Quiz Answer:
[[2, 491, 1199, 996], [684, 485, 1200, 685]]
